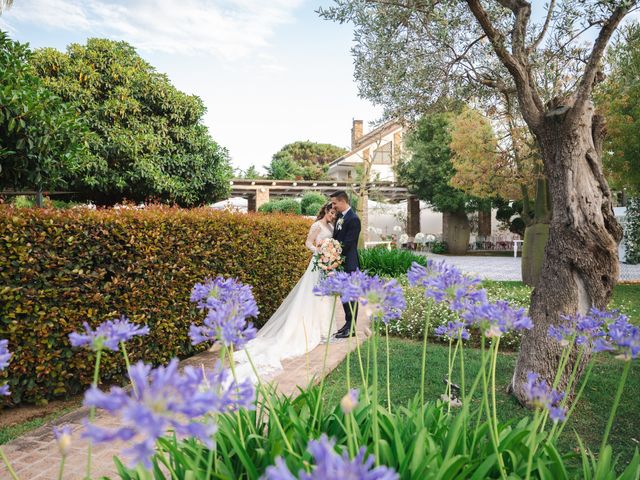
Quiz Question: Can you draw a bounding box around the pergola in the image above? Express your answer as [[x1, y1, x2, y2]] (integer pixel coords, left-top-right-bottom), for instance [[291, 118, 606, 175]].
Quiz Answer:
[[227, 178, 420, 236]]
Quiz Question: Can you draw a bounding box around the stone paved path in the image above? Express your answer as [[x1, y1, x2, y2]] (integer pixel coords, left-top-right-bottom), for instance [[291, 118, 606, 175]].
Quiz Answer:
[[419, 253, 640, 282], [0, 305, 364, 479]]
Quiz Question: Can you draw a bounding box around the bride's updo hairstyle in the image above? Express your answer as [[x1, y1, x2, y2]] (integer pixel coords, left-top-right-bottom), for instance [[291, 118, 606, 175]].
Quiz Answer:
[[316, 202, 334, 221]]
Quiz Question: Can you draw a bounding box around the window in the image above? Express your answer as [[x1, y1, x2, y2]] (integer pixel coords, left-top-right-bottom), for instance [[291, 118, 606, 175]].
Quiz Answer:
[[372, 142, 392, 164]]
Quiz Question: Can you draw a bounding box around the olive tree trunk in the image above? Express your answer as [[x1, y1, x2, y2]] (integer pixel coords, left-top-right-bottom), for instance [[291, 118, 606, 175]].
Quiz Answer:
[[510, 104, 623, 401]]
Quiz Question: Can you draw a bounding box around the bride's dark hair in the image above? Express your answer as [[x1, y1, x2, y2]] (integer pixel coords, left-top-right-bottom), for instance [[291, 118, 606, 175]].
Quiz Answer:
[[316, 202, 334, 221]]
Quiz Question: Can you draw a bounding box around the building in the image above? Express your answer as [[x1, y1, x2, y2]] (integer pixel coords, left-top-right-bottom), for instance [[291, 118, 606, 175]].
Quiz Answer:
[[327, 119, 404, 183]]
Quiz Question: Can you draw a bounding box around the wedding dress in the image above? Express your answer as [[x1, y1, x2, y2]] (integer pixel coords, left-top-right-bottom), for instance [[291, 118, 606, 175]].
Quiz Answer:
[[232, 220, 337, 382]]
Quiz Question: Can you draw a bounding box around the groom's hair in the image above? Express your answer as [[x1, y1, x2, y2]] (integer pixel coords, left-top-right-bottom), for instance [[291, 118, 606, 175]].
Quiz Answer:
[[330, 190, 350, 204]]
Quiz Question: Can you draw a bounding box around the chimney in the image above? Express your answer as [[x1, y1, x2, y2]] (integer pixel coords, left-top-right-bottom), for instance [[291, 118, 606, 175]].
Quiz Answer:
[[351, 119, 363, 150]]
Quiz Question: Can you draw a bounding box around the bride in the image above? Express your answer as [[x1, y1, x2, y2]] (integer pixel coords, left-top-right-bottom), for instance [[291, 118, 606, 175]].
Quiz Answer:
[[233, 202, 339, 382]]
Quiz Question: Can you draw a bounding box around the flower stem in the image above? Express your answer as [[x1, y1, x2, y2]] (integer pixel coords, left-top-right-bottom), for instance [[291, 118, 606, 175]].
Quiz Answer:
[[385, 324, 391, 413], [420, 308, 431, 409], [86, 347, 103, 480], [311, 297, 337, 431], [490, 337, 501, 443], [525, 412, 543, 480], [371, 316, 381, 465], [57, 456, 66, 480], [555, 360, 595, 439], [599, 359, 631, 454], [227, 345, 246, 447], [0, 447, 19, 480], [120, 341, 137, 397]]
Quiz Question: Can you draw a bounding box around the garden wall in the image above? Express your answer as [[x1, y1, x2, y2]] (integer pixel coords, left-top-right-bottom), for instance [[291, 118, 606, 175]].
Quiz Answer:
[[0, 206, 311, 405]]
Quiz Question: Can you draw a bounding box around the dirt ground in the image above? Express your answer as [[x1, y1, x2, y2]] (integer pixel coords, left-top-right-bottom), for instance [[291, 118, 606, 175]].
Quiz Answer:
[[0, 396, 82, 429]]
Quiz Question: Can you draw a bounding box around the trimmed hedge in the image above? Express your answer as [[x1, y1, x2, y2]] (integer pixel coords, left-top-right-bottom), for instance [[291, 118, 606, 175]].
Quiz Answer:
[[0, 206, 312, 405]]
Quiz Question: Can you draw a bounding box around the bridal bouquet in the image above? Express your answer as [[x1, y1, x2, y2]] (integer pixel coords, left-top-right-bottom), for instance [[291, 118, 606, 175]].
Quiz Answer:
[[312, 238, 343, 274]]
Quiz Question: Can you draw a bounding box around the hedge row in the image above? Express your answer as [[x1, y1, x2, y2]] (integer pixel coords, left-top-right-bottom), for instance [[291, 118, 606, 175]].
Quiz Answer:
[[0, 206, 312, 405]]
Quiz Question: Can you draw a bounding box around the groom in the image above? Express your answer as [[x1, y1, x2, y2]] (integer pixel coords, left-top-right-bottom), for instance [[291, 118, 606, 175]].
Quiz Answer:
[[330, 190, 361, 339]]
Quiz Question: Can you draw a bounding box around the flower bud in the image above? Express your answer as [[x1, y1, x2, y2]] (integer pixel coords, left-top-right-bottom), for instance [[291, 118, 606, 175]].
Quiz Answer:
[[340, 389, 359, 414]]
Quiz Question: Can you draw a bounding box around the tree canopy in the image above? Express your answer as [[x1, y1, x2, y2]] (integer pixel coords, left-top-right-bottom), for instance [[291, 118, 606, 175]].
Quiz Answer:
[[266, 141, 347, 180], [0, 31, 91, 193], [31, 38, 231, 206], [399, 113, 480, 214], [597, 22, 640, 194]]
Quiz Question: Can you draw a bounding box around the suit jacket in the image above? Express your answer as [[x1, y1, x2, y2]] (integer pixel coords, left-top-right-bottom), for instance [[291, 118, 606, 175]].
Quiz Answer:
[[333, 209, 361, 272]]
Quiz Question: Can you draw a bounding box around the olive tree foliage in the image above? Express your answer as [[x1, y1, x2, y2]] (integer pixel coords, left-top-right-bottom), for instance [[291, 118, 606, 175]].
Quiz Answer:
[[320, 0, 636, 404], [31, 39, 232, 206]]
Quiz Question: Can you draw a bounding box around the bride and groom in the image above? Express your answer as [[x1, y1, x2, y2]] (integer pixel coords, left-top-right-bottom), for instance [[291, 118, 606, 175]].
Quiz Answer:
[[233, 190, 361, 381]]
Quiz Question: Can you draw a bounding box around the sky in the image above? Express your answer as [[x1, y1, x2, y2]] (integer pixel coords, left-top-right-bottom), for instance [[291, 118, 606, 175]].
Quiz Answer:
[[0, 0, 382, 173]]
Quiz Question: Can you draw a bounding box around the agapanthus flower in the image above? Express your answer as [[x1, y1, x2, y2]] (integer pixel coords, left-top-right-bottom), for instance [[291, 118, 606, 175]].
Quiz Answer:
[[342, 270, 375, 304], [462, 300, 532, 338], [189, 301, 257, 348], [524, 372, 567, 422], [340, 389, 359, 414], [262, 434, 398, 480], [357, 276, 406, 324], [434, 321, 470, 341], [0, 339, 10, 370], [83, 359, 254, 469], [407, 261, 486, 311], [53, 425, 73, 457], [69, 317, 150, 352], [548, 311, 605, 347], [313, 271, 352, 298], [190, 276, 259, 319], [593, 313, 640, 360]]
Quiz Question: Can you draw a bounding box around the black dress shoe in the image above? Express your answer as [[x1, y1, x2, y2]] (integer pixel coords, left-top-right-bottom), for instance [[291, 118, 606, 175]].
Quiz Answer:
[[334, 330, 355, 339]]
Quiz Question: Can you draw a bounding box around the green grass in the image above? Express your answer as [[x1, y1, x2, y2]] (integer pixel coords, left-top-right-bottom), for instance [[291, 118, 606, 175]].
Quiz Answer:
[[322, 337, 640, 467], [0, 406, 77, 444]]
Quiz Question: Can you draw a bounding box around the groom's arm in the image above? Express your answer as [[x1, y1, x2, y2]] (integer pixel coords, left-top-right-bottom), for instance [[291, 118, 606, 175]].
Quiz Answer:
[[342, 216, 361, 251]]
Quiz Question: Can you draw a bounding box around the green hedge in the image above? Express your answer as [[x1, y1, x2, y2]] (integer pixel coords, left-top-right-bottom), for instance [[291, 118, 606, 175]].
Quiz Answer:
[[359, 247, 428, 277], [0, 206, 312, 405]]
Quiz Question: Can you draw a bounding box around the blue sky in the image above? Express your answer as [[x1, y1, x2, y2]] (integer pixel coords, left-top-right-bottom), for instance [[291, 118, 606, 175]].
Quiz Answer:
[[1, 0, 382, 173]]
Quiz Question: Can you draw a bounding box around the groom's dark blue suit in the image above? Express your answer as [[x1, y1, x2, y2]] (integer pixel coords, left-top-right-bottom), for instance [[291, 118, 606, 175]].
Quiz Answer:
[[333, 208, 361, 334]]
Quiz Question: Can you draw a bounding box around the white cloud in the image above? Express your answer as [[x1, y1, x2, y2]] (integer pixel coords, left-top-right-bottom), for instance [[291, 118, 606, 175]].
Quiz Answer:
[[2, 0, 303, 60]]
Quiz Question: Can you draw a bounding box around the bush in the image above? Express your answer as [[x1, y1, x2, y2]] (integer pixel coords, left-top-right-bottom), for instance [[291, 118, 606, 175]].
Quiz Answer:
[[359, 248, 427, 277], [0, 206, 312, 405], [271, 198, 301, 215], [431, 241, 448, 254], [300, 191, 327, 215], [258, 201, 276, 213], [305, 201, 325, 218]]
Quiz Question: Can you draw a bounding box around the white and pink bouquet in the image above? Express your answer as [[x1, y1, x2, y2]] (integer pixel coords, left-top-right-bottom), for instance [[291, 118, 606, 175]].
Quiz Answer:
[[313, 238, 344, 274]]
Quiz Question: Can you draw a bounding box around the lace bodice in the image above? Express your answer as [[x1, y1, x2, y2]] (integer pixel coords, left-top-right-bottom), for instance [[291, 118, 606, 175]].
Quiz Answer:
[[305, 221, 334, 253]]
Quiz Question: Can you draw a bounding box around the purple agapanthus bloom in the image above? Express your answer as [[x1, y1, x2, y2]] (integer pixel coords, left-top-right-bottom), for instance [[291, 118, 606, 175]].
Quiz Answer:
[[462, 300, 532, 338], [190, 276, 259, 319], [434, 321, 470, 341], [524, 372, 567, 422], [548, 311, 605, 347], [313, 271, 353, 298], [69, 317, 150, 352], [83, 359, 254, 469], [262, 434, 399, 480], [189, 301, 258, 349], [342, 270, 375, 304], [407, 261, 486, 312], [0, 339, 11, 371], [358, 276, 406, 324], [593, 313, 640, 360]]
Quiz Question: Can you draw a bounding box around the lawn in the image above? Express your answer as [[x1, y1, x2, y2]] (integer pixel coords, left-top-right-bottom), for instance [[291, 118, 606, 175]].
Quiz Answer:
[[322, 337, 640, 468]]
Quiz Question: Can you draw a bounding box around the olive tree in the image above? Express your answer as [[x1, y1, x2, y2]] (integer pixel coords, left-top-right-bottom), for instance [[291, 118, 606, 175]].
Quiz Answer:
[[320, 0, 635, 404]]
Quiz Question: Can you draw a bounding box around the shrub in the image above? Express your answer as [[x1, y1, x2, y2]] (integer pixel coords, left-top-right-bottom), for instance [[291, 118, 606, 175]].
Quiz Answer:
[[0, 206, 311, 405], [431, 241, 448, 254], [300, 191, 327, 215], [271, 198, 301, 215], [305, 201, 325, 218], [359, 247, 427, 277], [258, 201, 276, 213]]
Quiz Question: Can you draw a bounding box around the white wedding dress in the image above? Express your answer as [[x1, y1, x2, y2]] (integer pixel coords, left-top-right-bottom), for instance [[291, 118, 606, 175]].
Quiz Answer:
[[233, 220, 338, 382]]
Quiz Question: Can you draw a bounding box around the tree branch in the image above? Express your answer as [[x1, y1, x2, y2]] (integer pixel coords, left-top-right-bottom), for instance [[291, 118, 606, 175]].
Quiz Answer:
[[528, 0, 556, 53], [571, 5, 631, 115], [466, 0, 543, 130]]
